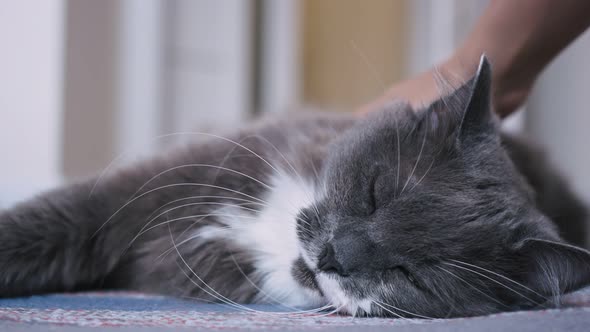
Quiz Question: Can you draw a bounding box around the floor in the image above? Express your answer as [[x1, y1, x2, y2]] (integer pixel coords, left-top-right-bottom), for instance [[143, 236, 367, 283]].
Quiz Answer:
[[1, 289, 590, 331]]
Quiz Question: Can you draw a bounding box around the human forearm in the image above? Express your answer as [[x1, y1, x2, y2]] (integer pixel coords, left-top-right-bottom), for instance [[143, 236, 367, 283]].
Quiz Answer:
[[361, 0, 590, 117], [454, 0, 590, 116]]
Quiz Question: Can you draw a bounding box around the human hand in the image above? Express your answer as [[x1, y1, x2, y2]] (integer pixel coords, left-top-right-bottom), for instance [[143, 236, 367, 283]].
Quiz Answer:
[[358, 54, 531, 118]]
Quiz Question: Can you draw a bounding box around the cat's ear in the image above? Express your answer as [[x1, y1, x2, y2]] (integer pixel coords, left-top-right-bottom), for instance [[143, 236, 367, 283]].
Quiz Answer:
[[456, 55, 494, 142], [426, 55, 495, 143], [515, 238, 590, 298]]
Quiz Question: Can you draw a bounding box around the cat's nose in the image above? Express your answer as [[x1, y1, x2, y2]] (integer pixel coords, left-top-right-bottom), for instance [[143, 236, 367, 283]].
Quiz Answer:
[[317, 243, 348, 276]]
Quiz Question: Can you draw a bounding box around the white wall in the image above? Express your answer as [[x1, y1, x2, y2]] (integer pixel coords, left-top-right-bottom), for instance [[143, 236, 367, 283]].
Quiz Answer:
[[258, 0, 301, 114], [163, 0, 253, 133], [0, 0, 64, 206], [56, 1, 258, 181], [116, 0, 164, 154], [527, 29, 590, 204]]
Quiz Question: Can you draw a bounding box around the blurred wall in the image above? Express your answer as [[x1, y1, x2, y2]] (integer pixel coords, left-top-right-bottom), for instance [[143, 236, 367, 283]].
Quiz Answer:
[[527, 30, 590, 205], [3, 0, 587, 217], [62, 0, 119, 179], [0, 0, 64, 205], [302, 0, 408, 111], [163, 0, 253, 132], [61, 0, 255, 179]]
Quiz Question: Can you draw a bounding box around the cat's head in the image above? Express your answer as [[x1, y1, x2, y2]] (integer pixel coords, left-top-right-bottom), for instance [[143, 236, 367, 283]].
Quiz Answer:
[[294, 56, 590, 317]]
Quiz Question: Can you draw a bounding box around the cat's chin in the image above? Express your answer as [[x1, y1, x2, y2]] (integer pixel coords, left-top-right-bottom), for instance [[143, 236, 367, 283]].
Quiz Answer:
[[293, 252, 372, 316], [314, 274, 373, 316]]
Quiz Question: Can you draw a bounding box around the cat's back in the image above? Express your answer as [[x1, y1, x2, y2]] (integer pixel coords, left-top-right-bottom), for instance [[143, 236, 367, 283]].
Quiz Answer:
[[165, 111, 358, 181], [108, 111, 358, 214]]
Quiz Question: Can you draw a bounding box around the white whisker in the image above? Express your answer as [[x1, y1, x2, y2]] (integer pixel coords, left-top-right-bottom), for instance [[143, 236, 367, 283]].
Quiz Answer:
[[138, 212, 258, 238], [92, 182, 266, 238], [371, 300, 406, 320], [444, 262, 542, 305], [226, 253, 331, 314], [169, 224, 334, 317], [395, 116, 401, 197], [437, 266, 509, 308], [156, 225, 233, 261], [450, 259, 546, 299], [90, 131, 277, 196], [144, 195, 268, 222], [376, 300, 436, 319], [349, 39, 387, 92], [128, 163, 273, 201], [127, 202, 261, 249], [400, 120, 429, 195], [247, 134, 321, 221], [408, 158, 435, 193]]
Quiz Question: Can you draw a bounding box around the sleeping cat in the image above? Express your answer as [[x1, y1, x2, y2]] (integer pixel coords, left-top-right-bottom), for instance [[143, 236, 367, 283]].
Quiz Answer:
[[1, 56, 589, 318]]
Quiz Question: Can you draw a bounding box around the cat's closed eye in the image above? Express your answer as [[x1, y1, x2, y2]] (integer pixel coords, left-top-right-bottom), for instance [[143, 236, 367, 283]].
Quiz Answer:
[[363, 172, 387, 215], [366, 178, 378, 215], [474, 179, 502, 190], [384, 266, 419, 287]]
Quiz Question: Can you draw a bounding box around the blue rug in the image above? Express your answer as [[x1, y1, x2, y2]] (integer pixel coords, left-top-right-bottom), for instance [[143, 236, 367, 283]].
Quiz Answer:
[[1, 289, 590, 330]]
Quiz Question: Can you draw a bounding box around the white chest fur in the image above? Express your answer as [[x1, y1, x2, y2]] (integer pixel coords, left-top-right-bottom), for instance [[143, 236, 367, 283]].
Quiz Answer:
[[200, 172, 325, 308]]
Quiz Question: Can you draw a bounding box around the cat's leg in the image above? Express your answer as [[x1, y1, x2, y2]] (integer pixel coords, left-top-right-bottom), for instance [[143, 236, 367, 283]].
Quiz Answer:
[[0, 181, 136, 297]]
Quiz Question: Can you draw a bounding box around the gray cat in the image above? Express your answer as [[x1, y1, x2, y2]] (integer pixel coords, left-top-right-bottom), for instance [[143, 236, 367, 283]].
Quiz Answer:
[[1, 57, 589, 318]]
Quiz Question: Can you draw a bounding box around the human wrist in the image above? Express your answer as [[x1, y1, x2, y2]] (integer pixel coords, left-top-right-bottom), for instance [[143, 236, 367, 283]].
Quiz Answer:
[[447, 47, 531, 117]]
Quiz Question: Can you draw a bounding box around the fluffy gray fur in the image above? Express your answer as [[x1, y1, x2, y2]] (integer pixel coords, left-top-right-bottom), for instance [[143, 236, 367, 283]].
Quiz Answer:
[[0, 57, 589, 318]]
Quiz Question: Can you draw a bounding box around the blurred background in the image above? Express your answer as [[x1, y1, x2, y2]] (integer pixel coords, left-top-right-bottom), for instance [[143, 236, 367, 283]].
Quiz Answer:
[[1, 0, 589, 212]]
